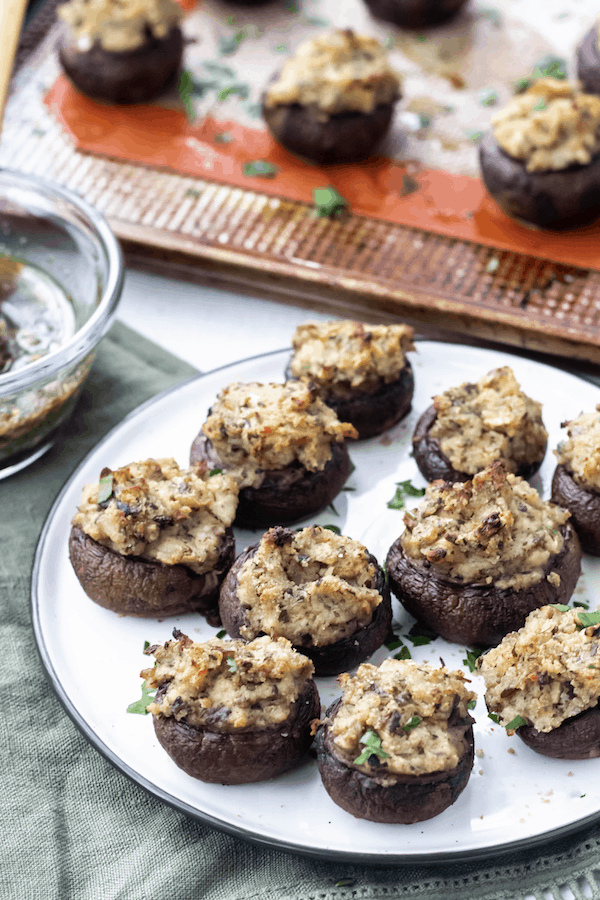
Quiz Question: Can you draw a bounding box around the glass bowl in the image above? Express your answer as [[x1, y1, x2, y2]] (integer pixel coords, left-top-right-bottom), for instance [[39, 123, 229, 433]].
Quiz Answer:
[[0, 169, 123, 478]]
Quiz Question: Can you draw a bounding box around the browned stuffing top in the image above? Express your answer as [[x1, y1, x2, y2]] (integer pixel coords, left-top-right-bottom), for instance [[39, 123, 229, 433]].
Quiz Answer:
[[236, 525, 382, 647], [72, 457, 238, 574], [143, 632, 314, 730], [401, 460, 569, 591], [479, 605, 600, 733], [491, 79, 600, 173], [264, 30, 402, 119], [428, 366, 547, 476], [289, 320, 415, 394], [58, 0, 183, 52], [329, 660, 476, 777], [201, 381, 357, 489], [555, 406, 600, 492]]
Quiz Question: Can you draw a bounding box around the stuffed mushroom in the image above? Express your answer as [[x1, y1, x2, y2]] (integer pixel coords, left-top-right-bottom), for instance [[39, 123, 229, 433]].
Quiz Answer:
[[479, 79, 600, 230], [286, 320, 415, 440], [219, 525, 392, 676], [190, 381, 357, 528], [479, 605, 600, 759], [262, 30, 402, 165], [57, 0, 184, 105], [577, 22, 600, 97], [316, 659, 476, 823], [551, 407, 600, 556], [142, 631, 320, 783], [385, 460, 582, 647], [412, 366, 547, 484], [362, 0, 469, 30], [69, 457, 238, 624]]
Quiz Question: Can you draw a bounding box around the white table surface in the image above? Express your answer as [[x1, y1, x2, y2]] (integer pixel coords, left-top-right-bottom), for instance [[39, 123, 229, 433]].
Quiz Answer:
[[117, 268, 336, 371]]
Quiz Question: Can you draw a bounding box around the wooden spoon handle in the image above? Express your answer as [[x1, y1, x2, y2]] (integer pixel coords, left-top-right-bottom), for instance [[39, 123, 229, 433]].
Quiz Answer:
[[0, 0, 29, 132]]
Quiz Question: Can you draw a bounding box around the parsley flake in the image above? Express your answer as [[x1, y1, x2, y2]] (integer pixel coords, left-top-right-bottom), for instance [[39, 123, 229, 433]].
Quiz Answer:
[[335, 879, 355, 888], [313, 185, 348, 218], [226, 657, 238, 673], [354, 730, 390, 765], [387, 479, 426, 511], [488, 711, 500, 724], [127, 681, 156, 715], [403, 715, 422, 732], [480, 87, 499, 107], [98, 472, 114, 504], [533, 99, 546, 111], [505, 715, 527, 731], [467, 129, 484, 144], [219, 31, 246, 56], [551, 603, 571, 613], [577, 611, 600, 628], [209, 468, 223, 476], [216, 629, 227, 639], [322, 524, 342, 535], [463, 648, 484, 672], [178, 70, 196, 119], [385, 634, 403, 651], [394, 645, 412, 660], [533, 55, 567, 80], [243, 160, 279, 178], [514, 76, 533, 94], [143, 640, 150, 652], [468, 698, 477, 710]]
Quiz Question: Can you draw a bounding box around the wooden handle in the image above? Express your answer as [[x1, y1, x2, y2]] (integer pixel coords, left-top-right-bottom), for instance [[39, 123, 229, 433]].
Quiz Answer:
[[0, 0, 29, 132]]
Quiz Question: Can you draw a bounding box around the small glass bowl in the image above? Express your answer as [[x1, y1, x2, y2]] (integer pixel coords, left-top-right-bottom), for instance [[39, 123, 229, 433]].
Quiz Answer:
[[0, 169, 123, 478]]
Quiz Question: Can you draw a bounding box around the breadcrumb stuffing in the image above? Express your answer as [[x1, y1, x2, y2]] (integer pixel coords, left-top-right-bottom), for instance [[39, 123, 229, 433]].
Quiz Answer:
[[479, 605, 600, 732], [265, 30, 402, 119], [492, 79, 600, 173], [237, 525, 382, 647], [555, 406, 600, 492], [72, 458, 238, 574], [401, 460, 569, 590], [58, 0, 182, 52], [330, 660, 476, 777], [143, 633, 314, 730], [289, 320, 414, 395]]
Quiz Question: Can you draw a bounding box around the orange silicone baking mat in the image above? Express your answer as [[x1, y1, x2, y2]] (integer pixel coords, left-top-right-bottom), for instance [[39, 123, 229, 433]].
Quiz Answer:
[[6, 0, 600, 361], [44, 0, 600, 270]]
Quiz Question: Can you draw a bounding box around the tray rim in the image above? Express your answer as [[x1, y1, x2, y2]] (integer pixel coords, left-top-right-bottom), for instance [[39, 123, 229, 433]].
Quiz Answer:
[[30, 341, 600, 866]]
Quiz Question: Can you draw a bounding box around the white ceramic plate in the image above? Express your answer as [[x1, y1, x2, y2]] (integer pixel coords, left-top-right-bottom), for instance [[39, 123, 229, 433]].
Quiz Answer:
[[32, 342, 600, 864]]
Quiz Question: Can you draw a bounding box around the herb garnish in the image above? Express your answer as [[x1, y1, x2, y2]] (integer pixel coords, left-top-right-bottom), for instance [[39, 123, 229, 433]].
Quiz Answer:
[[385, 633, 403, 651], [463, 648, 484, 672], [216, 629, 227, 639], [479, 87, 499, 107], [354, 730, 390, 765], [243, 160, 279, 178], [488, 711, 500, 724], [394, 645, 411, 660], [387, 479, 426, 510], [514, 76, 533, 94], [313, 186, 348, 218], [467, 129, 484, 144], [209, 468, 223, 476], [143, 640, 150, 652], [178, 70, 196, 119], [550, 603, 571, 613], [577, 611, 600, 628], [219, 85, 249, 101], [468, 699, 477, 710], [403, 716, 422, 732], [505, 715, 527, 731], [127, 681, 156, 715], [533, 99, 546, 111], [98, 471, 114, 504], [226, 657, 238, 673], [219, 30, 246, 56], [273, 43, 289, 53], [335, 879, 355, 888], [533, 55, 567, 80], [323, 524, 342, 535], [406, 622, 437, 645], [327, 501, 339, 516]]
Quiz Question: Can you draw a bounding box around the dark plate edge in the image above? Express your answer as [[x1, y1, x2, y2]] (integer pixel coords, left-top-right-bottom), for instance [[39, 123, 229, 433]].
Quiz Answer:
[[30, 343, 600, 867]]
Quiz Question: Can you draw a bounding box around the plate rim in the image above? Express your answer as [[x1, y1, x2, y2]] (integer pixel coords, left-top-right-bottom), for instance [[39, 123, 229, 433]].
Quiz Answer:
[[31, 341, 600, 866]]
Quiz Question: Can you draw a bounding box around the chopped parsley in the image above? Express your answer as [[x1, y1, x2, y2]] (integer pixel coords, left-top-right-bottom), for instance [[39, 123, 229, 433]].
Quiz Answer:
[[226, 657, 238, 673], [533, 99, 546, 111], [405, 622, 436, 646], [219, 30, 246, 56], [403, 716, 422, 732], [178, 70, 196, 119], [273, 43, 289, 53], [505, 715, 527, 731], [387, 479, 426, 510], [98, 472, 114, 504], [467, 129, 484, 144], [479, 87, 499, 107], [488, 711, 500, 724], [327, 501, 339, 516], [394, 645, 411, 661], [219, 84, 249, 101], [514, 76, 533, 94], [209, 468, 223, 476], [533, 55, 567, 80], [243, 160, 279, 179], [577, 611, 600, 628], [463, 648, 484, 673], [573, 600, 589, 609], [127, 681, 156, 715], [354, 730, 390, 765], [468, 699, 477, 710], [322, 524, 342, 535], [313, 185, 348, 218], [216, 629, 227, 639], [335, 879, 355, 888], [550, 603, 571, 613], [143, 640, 150, 652], [385, 634, 403, 651]]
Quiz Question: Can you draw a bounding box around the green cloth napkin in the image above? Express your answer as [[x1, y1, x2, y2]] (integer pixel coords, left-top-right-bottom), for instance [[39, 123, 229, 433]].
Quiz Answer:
[[2, 321, 600, 900]]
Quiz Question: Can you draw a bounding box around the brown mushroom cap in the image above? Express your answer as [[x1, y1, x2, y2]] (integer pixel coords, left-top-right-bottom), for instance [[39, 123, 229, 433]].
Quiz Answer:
[[219, 543, 392, 676], [385, 522, 582, 647], [68, 524, 235, 624], [479, 129, 600, 230], [363, 0, 469, 29], [284, 360, 414, 440], [190, 432, 352, 528], [262, 96, 395, 165], [412, 404, 546, 484], [152, 678, 320, 784], [516, 703, 600, 759], [551, 464, 600, 556], [58, 25, 183, 105], [577, 25, 600, 97], [316, 697, 474, 823]]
